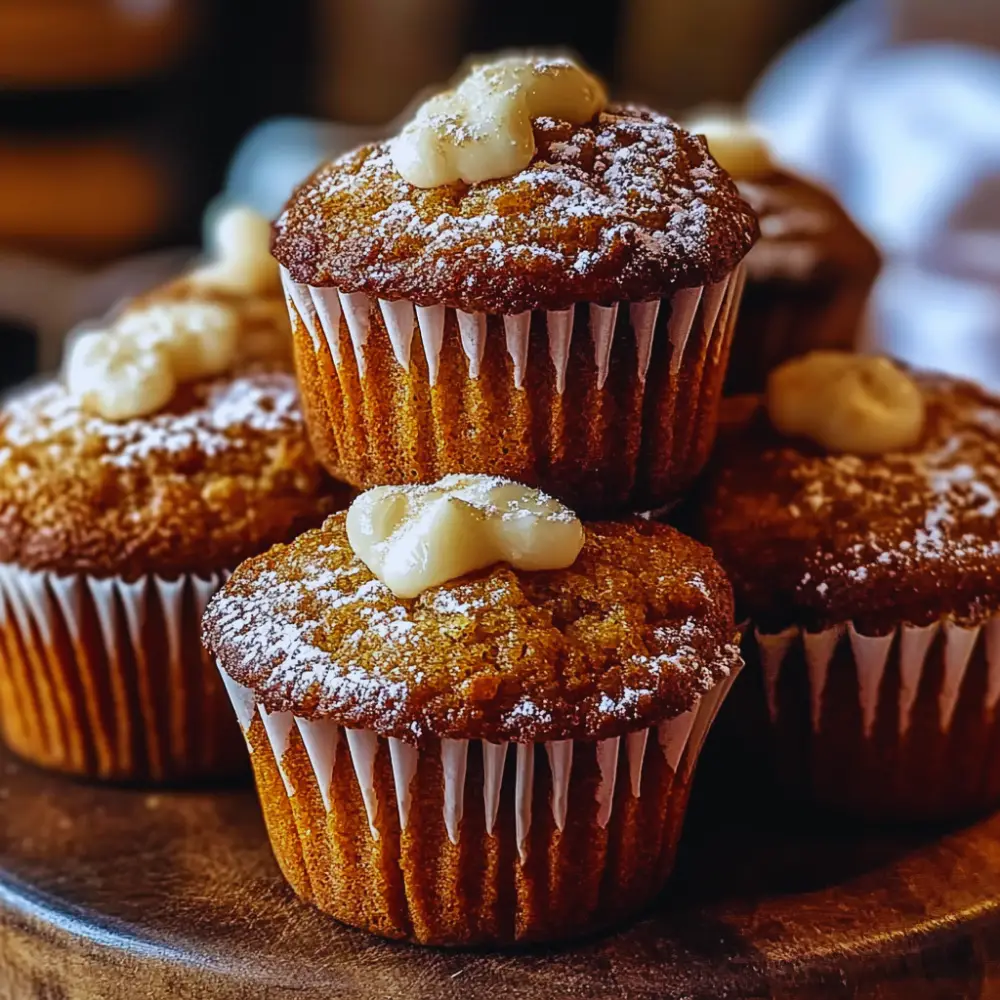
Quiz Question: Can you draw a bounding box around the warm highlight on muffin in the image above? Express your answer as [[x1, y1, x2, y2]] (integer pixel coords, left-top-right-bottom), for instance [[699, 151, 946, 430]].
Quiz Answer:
[[274, 107, 756, 313], [207, 515, 735, 739]]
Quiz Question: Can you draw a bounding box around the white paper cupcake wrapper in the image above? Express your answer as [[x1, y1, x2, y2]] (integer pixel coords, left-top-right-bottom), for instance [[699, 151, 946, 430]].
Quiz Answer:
[[280, 266, 743, 394], [219, 663, 740, 862], [0, 564, 228, 778], [753, 616, 1000, 738]]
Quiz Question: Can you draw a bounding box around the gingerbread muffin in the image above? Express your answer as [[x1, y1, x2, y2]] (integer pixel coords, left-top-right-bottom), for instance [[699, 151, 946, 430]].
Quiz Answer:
[[203, 476, 741, 945], [699, 352, 1000, 821], [685, 116, 880, 395], [274, 54, 758, 516], [0, 213, 348, 783]]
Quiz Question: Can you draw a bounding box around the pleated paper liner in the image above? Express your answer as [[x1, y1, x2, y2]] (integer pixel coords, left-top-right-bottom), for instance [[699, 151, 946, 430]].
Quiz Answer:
[[723, 275, 871, 395], [281, 266, 746, 515], [746, 616, 1000, 821], [0, 565, 245, 782], [219, 664, 741, 945]]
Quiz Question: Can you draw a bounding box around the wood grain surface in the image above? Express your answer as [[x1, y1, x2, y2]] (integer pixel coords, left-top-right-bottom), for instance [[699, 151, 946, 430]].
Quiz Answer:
[[0, 743, 999, 999]]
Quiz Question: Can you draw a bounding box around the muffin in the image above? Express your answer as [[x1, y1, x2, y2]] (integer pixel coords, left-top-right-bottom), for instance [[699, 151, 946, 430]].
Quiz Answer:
[[203, 475, 742, 945], [699, 352, 1000, 821], [274, 54, 758, 516], [0, 212, 347, 782], [684, 115, 880, 395]]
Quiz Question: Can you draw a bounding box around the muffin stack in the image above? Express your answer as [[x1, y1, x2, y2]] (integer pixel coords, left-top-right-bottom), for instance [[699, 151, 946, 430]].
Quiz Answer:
[[12, 48, 982, 954], [203, 55, 757, 944]]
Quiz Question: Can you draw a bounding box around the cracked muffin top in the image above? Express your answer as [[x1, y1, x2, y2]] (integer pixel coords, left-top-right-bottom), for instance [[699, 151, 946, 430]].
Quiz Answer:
[[0, 370, 349, 578], [203, 512, 740, 745], [272, 105, 759, 314], [699, 373, 1000, 634]]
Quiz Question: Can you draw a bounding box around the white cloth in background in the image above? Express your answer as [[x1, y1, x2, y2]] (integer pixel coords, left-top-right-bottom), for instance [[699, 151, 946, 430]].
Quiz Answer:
[[750, 0, 1000, 386]]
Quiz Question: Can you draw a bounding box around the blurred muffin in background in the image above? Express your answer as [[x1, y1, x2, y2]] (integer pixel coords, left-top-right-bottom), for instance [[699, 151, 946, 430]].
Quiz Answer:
[[0, 207, 347, 783], [699, 352, 1000, 822], [685, 113, 880, 395], [0, 0, 193, 90], [127, 206, 293, 370]]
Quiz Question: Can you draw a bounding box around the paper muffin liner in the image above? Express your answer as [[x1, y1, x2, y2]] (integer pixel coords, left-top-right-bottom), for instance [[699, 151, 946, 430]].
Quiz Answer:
[[0, 564, 244, 782], [281, 266, 746, 515], [219, 663, 741, 945], [747, 616, 1000, 820], [723, 276, 870, 395]]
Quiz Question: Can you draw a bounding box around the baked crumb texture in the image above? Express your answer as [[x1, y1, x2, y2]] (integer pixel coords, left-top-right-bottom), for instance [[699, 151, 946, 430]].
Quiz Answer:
[[0, 567, 246, 781], [0, 370, 346, 578], [725, 170, 880, 394], [206, 515, 741, 943], [274, 106, 757, 515], [274, 107, 756, 313], [701, 371, 1000, 821], [204, 515, 739, 741], [702, 372, 1000, 634]]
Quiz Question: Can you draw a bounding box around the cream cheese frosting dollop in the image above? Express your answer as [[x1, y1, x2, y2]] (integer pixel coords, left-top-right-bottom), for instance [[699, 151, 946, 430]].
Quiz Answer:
[[685, 113, 773, 180], [190, 205, 281, 295], [346, 474, 585, 598], [64, 330, 177, 422], [767, 351, 926, 455], [390, 54, 606, 188], [65, 300, 239, 422]]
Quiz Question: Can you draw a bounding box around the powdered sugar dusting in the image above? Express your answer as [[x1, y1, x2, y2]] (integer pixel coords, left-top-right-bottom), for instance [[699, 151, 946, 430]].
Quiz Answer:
[[273, 105, 757, 314], [311, 124, 714, 275], [204, 516, 739, 742], [2, 371, 303, 471], [786, 380, 1000, 593], [710, 373, 1000, 629]]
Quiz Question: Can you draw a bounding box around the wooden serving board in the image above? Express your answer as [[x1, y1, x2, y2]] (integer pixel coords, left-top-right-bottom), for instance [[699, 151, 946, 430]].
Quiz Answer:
[[0, 744, 999, 1000]]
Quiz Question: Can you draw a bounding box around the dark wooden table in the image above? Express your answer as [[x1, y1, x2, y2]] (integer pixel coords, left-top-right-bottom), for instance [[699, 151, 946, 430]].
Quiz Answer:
[[0, 743, 998, 999]]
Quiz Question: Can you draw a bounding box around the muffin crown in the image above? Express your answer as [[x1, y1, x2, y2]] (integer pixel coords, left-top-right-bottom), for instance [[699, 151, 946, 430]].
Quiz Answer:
[[0, 370, 344, 579], [203, 513, 739, 744], [701, 372, 1000, 633], [738, 169, 880, 285], [273, 105, 758, 314]]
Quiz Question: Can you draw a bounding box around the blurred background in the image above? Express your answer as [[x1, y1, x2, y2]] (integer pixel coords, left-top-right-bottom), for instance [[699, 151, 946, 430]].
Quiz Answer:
[[1, 0, 998, 388]]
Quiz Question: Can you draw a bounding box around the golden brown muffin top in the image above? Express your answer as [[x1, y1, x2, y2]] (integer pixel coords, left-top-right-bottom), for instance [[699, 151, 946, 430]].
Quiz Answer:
[[0, 369, 347, 579], [273, 105, 759, 314], [739, 170, 880, 286], [203, 514, 739, 744], [699, 373, 1000, 634]]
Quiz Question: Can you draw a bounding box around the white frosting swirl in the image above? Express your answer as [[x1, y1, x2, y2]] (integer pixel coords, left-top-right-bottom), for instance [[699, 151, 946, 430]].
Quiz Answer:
[[346, 474, 584, 598], [391, 54, 606, 188], [190, 205, 280, 295], [767, 351, 926, 455], [65, 301, 239, 422]]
